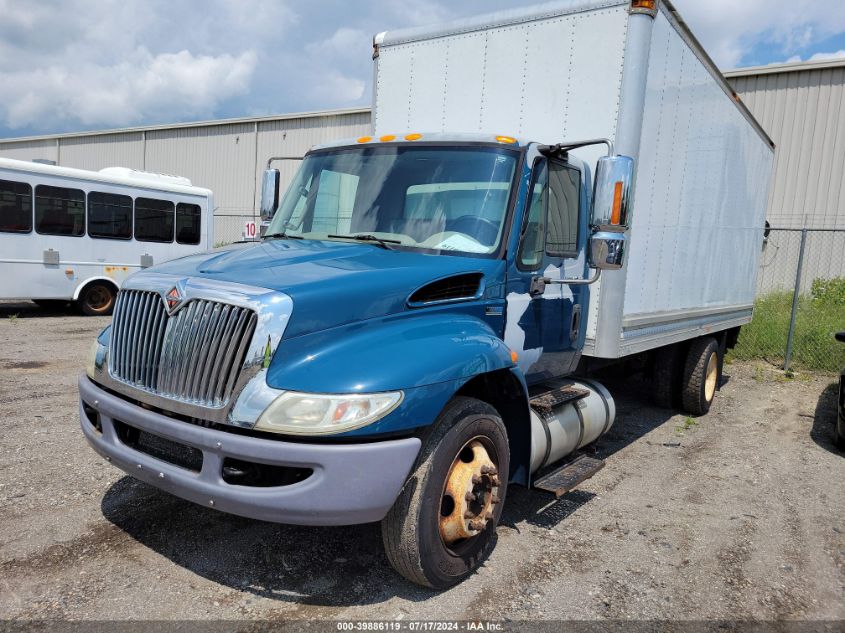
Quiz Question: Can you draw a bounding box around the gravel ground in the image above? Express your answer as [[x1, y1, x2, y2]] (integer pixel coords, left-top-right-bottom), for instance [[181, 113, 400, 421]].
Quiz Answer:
[[0, 300, 843, 623]]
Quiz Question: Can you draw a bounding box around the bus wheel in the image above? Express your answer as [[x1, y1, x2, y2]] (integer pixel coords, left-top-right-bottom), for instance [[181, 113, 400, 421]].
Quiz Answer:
[[78, 282, 116, 316], [381, 397, 508, 589]]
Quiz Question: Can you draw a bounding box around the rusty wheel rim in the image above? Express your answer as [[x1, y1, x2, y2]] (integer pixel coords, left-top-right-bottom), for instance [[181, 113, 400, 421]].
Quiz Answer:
[[87, 286, 112, 311], [438, 437, 501, 550], [704, 352, 718, 402]]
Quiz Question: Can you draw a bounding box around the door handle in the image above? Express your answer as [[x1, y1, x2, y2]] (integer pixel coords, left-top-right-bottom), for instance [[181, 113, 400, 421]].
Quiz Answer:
[[570, 304, 582, 342]]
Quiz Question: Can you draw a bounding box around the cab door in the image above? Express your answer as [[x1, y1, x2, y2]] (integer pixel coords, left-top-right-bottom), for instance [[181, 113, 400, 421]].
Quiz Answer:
[[505, 156, 588, 385]]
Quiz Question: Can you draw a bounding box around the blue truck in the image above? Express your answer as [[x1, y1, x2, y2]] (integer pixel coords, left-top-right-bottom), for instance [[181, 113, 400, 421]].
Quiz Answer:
[[80, 0, 774, 588]]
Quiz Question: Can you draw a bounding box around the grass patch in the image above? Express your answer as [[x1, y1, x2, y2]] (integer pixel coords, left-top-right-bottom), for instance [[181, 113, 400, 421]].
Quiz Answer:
[[729, 277, 845, 373], [675, 416, 698, 434]]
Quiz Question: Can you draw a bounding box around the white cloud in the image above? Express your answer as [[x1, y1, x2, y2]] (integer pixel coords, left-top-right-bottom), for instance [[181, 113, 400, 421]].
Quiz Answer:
[[673, 0, 845, 68], [1, 0, 843, 135], [1, 48, 257, 129], [808, 49, 845, 61]]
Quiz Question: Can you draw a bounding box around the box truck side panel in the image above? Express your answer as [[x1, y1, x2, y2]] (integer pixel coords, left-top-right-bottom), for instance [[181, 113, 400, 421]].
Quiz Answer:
[[374, 0, 628, 168], [606, 8, 774, 356]]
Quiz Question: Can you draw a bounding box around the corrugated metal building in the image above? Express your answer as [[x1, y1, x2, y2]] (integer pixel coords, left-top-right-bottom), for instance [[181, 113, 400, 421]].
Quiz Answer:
[[1, 57, 843, 240], [725, 58, 845, 230]]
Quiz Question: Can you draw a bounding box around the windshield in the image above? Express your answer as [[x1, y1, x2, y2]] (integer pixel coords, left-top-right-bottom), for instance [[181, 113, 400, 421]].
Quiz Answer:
[[265, 145, 519, 256]]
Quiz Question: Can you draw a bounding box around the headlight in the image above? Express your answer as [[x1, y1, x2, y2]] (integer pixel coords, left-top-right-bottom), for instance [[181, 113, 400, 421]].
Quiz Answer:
[[86, 341, 100, 378], [86, 338, 107, 379], [255, 391, 403, 435]]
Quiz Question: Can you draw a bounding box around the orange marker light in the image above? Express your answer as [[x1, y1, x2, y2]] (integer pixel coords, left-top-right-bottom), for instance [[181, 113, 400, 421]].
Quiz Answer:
[[510, 350, 519, 363], [495, 135, 517, 144], [611, 181, 624, 225], [404, 133, 423, 141], [379, 134, 396, 142], [357, 136, 372, 143], [631, 0, 656, 10]]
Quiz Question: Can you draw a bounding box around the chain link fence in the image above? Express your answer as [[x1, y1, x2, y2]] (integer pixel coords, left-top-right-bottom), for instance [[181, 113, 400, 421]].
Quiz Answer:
[[731, 227, 845, 374], [213, 210, 261, 246]]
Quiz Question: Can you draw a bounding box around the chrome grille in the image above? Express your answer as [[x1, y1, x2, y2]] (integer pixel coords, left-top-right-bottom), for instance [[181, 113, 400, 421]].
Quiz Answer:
[[108, 289, 258, 407]]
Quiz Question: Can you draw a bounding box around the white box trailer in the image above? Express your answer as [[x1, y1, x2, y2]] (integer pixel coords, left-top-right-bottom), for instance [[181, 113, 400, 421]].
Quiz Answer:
[[373, 0, 775, 359]]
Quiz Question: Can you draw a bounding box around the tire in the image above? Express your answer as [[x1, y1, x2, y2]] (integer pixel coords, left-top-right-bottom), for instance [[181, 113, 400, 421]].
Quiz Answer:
[[78, 282, 116, 316], [381, 397, 509, 589], [650, 344, 684, 409], [681, 337, 721, 416]]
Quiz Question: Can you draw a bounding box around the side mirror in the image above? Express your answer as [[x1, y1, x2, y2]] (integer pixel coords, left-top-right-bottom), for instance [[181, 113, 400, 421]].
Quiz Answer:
[[592, 155, 634, 230], [260, 169, 281, 220], [589, 231, 625, 270]]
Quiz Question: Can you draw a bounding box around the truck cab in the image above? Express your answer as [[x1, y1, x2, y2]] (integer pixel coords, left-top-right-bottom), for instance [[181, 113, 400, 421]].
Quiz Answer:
[[80, 133, 630, 588]]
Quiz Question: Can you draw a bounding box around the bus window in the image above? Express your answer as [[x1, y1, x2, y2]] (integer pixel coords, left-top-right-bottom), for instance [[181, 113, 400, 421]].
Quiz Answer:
[[35, 185, 85, 236], [175, 203, 201, 245], [0, 179, 32, 233], [88, 191, 132, 239], [135, 198, 174, 242]]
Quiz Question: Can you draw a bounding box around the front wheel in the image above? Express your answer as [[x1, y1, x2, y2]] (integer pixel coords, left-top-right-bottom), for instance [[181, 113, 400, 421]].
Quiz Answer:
[[381, 397, 509, 588]]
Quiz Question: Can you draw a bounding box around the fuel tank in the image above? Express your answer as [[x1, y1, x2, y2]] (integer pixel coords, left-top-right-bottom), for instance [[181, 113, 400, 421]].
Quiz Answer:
[[529, 378, 615, 473]]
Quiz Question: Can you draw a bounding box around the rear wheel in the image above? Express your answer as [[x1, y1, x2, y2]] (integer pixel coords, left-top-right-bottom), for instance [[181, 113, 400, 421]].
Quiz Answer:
[[77, 282, 116, 316], [681, 337, 721, 415], [650, 344, 684, 409], [381, 397, 509, 588]]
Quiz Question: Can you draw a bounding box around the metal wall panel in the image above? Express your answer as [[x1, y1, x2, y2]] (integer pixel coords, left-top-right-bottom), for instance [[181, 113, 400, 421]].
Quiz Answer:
[[0, 139, 58, 163], [730, 64, 845, 229], [59, 132, 144, 171], [145, 123, 257, 214]]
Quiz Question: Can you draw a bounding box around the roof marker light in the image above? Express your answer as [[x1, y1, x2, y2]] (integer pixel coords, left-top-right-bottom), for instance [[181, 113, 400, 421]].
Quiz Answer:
[[357, 136, 373, 143], [404, 133, 423, 141], [379, 134, 396, 142], [630, 0, 658, 16], [495, 135, 517, 144]]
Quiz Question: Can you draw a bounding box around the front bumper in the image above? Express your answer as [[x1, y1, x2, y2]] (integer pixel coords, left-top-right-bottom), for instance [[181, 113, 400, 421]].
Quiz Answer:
[[79, 375, 421, 525]]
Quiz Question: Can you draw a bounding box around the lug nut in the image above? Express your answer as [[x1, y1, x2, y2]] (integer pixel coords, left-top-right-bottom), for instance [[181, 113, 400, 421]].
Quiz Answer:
[[465, 491, 476, 502], [472, 475, 482, 485]]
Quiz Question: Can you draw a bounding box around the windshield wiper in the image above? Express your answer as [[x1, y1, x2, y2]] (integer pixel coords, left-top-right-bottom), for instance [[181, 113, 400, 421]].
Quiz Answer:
[[263, 232, 303, 240], [327, 234, 400, 249]]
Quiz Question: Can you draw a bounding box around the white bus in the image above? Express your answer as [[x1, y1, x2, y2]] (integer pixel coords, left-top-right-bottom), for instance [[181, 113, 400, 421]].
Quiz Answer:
[[0, 157, 213, 315]]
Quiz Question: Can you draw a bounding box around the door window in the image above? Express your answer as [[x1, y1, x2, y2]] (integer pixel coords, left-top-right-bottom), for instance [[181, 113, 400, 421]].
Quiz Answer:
[[517, 162, 548, 269], [546, 161, 581, 258]]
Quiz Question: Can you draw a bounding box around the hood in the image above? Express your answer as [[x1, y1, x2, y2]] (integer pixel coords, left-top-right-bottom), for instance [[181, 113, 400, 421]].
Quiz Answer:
[[149, 239, 504, 338]]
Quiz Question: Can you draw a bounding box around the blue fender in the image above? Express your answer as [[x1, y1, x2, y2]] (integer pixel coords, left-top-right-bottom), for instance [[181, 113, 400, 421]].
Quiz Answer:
[[267, 312, 516, 395]]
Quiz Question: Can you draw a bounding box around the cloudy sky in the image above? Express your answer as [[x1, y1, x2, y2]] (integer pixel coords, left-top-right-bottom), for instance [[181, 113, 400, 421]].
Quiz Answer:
[[1, 0, 844, 138]]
